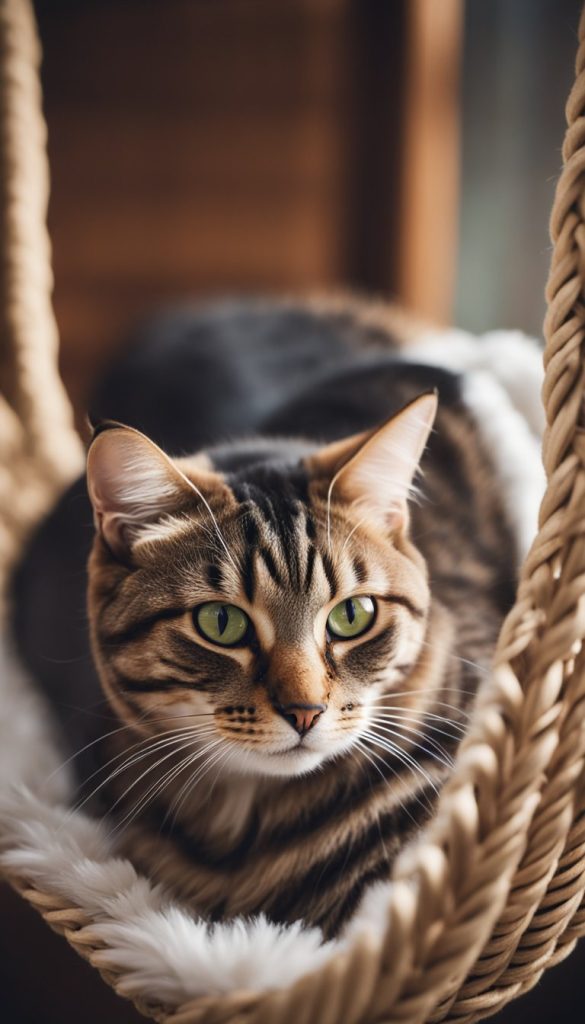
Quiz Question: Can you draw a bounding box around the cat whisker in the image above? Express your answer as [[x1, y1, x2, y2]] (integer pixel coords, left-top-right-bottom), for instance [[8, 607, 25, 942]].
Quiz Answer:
[[352, 738, 388, 787], [106, 736, 224, 837], [163, 744, 228, 828], [49, 712, 216, 785], [368, 705, 471, 728], [106, 726, 217, 783], [365, 721, 455, 770], [368, 693, 473, 719], [325, 478, 334, 554], [124, 735, 231, 834], [369, 706, 466, 726], [339, 511, 372, 559], [183, 479, 240, 577], [418, 640, 489, 675], [368, 684, 478, 698], [360, 729, 442, 798], [166, 740, 238, 828], [69, 726, 216, 819], [53, 695, 113, 717], [368, 710, 463, 740], [77, 723, 215, 787], [353, 739, 429, 826], [368, 710, 467, 736], [368, 717, 463, 755]]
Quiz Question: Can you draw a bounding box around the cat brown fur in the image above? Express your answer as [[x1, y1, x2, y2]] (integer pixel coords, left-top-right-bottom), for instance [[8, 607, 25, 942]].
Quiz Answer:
[[85, 343, 515, 937]]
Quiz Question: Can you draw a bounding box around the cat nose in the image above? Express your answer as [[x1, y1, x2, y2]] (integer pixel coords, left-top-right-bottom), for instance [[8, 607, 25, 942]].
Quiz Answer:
[[275, 703, 327, 736]]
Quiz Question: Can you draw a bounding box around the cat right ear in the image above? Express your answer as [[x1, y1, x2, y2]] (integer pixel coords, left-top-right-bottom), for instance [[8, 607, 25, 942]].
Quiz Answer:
[[306, 392, 437, 534], [87, 423, 203, 559]]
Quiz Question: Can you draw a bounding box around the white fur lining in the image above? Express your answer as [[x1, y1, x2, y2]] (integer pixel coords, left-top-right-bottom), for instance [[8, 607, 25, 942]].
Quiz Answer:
[[0, 329, 546, 1007], [406, 327, 546, 563], [0, 643, 340, 1001]]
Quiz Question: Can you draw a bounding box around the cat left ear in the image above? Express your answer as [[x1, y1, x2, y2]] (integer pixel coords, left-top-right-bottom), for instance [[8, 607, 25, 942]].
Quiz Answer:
[[87, 423, 211, 559], [307, 392, 437, 534]]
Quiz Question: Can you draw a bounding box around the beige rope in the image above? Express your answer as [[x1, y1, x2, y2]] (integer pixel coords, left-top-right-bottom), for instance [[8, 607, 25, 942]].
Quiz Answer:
[[1, 1, 585, 1022], [0, 0, 82, 584]]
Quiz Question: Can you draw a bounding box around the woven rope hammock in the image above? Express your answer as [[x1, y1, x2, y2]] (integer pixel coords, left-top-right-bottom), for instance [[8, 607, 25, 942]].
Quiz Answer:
[[1, 1, 585, 1021]]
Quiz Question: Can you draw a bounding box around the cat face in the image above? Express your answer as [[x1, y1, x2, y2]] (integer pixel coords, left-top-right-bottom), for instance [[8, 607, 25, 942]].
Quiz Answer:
[[87, 393, 436, 779]]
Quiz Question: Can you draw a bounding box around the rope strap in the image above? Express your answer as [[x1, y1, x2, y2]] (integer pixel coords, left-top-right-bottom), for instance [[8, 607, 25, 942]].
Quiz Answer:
[[0, 0, 82, 585]]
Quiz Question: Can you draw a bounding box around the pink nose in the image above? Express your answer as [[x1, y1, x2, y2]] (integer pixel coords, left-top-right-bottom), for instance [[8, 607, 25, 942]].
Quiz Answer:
[[277, 703, 326, 736]]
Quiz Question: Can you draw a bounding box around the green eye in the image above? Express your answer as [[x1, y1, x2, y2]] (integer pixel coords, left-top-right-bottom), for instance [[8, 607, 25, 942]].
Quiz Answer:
[[327, 596, 376, 640], [196, 602, 250, 646]]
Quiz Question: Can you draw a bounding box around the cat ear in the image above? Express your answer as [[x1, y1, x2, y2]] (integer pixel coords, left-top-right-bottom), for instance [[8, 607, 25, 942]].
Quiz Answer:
[[307, 392, 438, 533], [87, 423, 213, 559]]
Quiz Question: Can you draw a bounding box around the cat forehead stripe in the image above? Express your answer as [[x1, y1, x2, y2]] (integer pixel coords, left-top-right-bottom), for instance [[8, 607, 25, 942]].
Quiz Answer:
[[234, 500, 316, 597]]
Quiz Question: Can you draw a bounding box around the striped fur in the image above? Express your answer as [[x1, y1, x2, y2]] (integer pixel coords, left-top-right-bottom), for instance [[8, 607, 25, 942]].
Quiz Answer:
[[81, 319, 517, 940]]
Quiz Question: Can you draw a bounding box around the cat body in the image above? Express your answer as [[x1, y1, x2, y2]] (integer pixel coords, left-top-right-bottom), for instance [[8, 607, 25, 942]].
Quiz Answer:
[[13, 297, 517, 937]]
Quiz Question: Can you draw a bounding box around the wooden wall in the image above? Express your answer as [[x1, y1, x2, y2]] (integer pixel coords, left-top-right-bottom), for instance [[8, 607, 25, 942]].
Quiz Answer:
[[35, 0, 462, 418]]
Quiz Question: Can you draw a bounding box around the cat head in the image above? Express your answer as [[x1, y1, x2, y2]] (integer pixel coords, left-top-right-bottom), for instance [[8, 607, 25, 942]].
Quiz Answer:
[[86, 393, 437, 778]]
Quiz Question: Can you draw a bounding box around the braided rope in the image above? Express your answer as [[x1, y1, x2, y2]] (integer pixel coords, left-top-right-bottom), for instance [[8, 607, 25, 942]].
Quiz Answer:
[[0, 0, 82, 584], [1, 1, 585, 1022]]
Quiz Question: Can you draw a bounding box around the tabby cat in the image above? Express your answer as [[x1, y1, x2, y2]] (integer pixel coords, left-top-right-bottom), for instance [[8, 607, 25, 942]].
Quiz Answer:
[[13, 296, 517, 939]]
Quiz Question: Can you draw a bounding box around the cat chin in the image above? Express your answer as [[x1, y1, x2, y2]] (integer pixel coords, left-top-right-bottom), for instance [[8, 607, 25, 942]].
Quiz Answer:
[[224, 745, 328, 779], [220, 733, 361, 779]]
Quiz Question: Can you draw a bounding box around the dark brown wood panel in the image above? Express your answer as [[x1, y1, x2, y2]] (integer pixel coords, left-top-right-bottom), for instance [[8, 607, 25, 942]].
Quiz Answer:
[[34, 0, 462, 418], [36, 0, 353, 414]]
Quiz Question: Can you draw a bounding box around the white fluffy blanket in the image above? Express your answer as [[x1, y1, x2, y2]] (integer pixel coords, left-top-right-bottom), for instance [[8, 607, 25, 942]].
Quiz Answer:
[[0, 329, 546, 1006]]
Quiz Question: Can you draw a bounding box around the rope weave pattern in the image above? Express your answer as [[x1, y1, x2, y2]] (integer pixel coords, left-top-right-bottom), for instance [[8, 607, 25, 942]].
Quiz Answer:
[[0, 0, 82, 585], [1, 1, 585, 1022]]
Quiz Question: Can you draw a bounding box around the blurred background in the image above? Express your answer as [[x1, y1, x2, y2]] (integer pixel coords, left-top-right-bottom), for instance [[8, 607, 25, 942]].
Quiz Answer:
[[34, 0, 581, 421], [2, 1, 584, 1021]]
